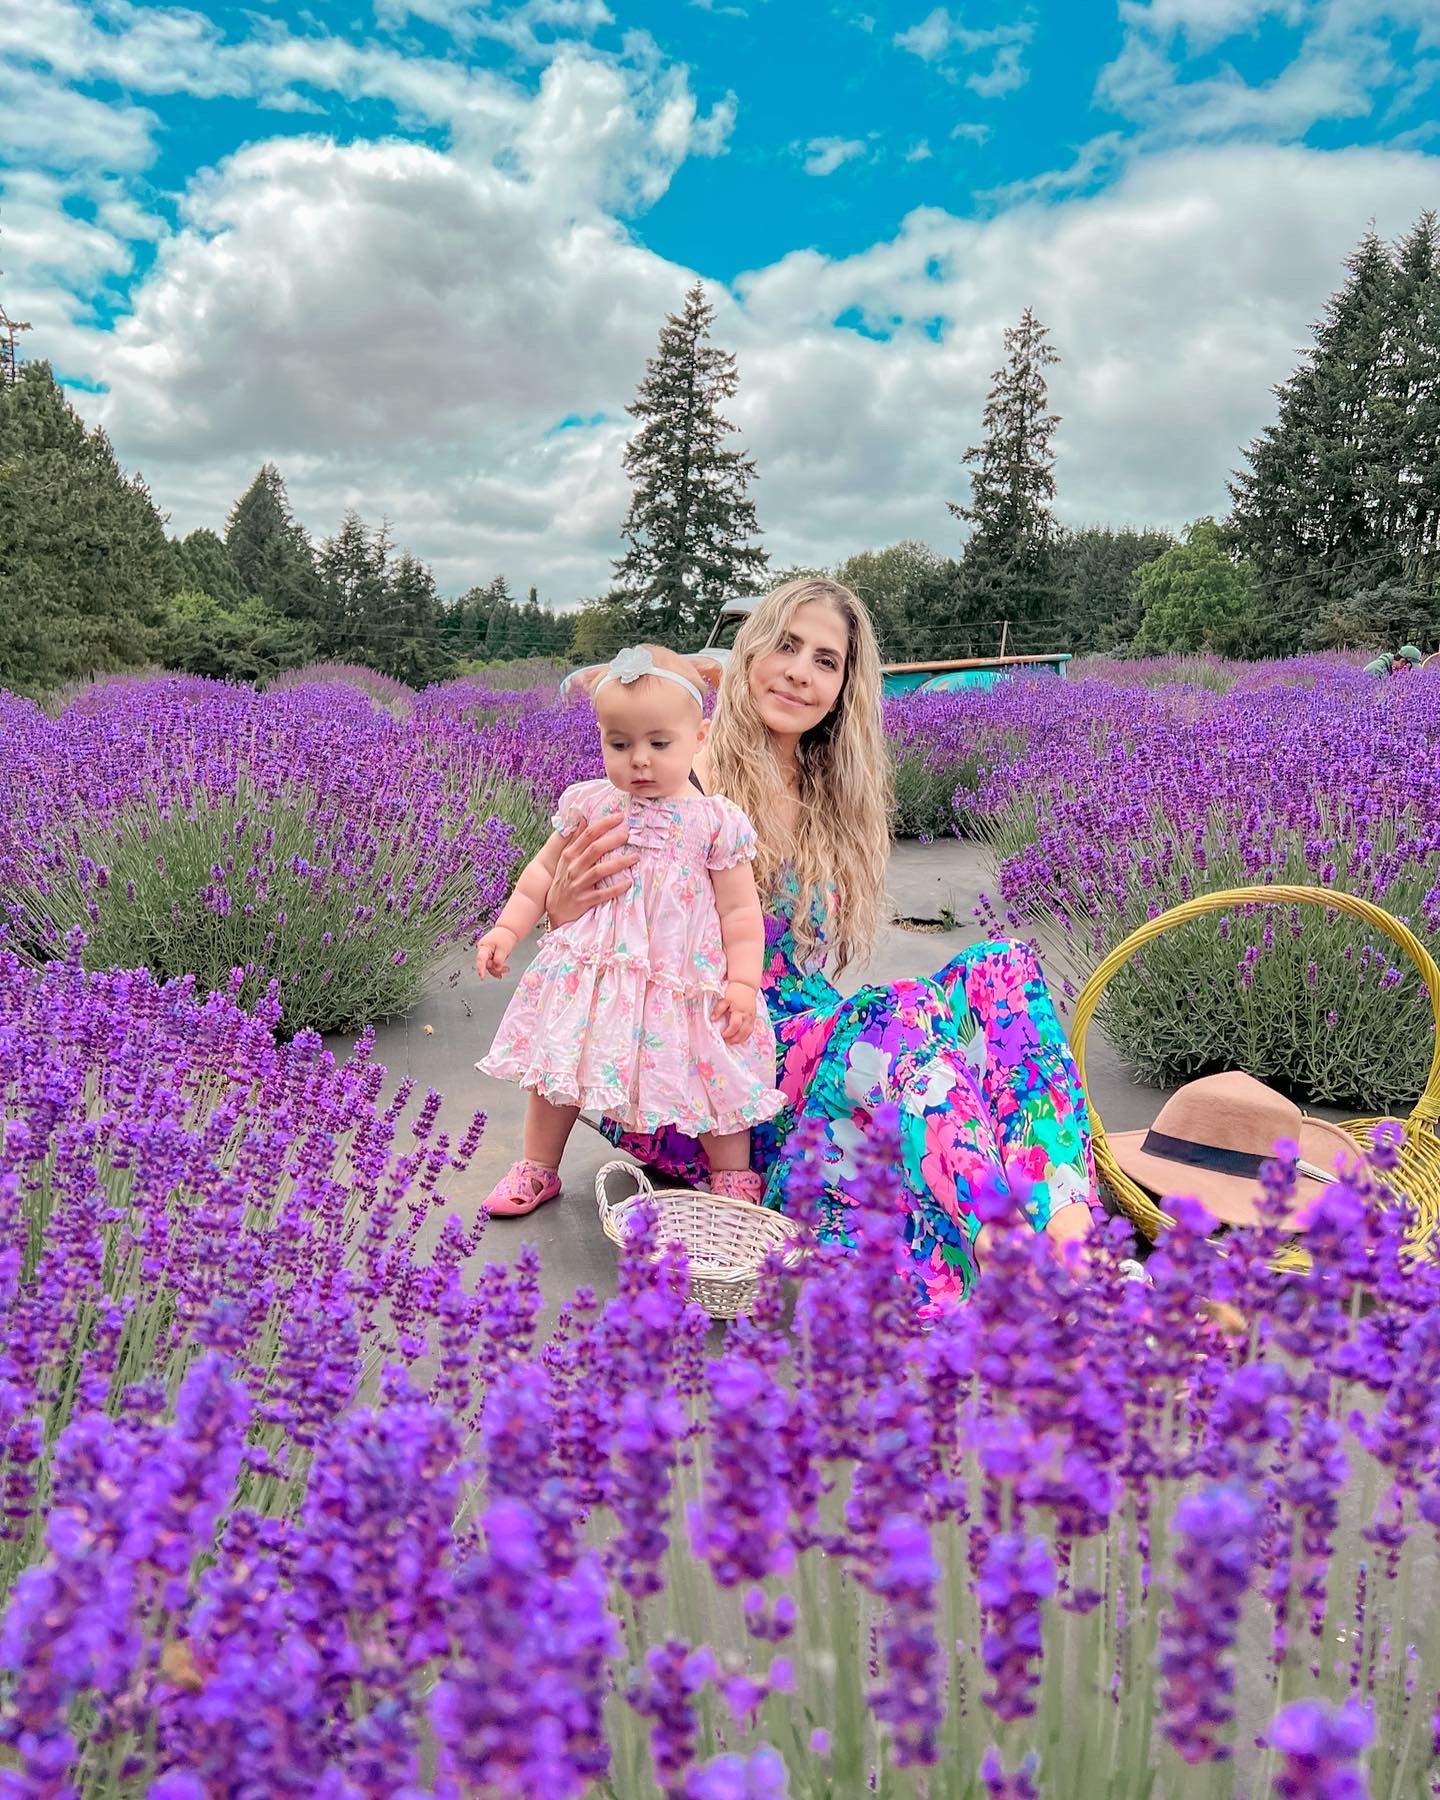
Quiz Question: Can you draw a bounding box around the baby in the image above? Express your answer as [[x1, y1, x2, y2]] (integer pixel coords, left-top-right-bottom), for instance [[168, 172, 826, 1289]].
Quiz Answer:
[[473, 643, 783, 1215]]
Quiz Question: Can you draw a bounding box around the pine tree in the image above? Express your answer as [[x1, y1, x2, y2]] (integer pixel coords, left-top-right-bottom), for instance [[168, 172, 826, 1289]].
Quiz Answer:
[[225, 464, 318, 621], [440, 584, 495, 662], [483, 576, 514, 659], [315, 511, 389, 666], [949, 309, 1062, 652], [171, 527, 248, 609], [0, 361, 175, 695], [1229, 229, 1399, 649], [386, 552, 446, 685], [614, 282, 767, 644], [1053, 525, 1176, 652], [1389, 213, 1440, 598]]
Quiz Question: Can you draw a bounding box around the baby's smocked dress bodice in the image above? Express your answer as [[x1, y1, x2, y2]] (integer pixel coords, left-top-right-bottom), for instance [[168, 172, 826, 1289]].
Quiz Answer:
[[547, 778, 760, 1001]]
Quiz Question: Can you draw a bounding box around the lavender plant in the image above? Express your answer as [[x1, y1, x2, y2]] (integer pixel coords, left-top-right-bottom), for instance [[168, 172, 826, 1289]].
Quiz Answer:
[[5, 1016, 1439, 1796], [885, 663, 1440, 1113], [267, 659, 418, 715], [0, 675, 525, 1032], [884, 692, 997, 841]]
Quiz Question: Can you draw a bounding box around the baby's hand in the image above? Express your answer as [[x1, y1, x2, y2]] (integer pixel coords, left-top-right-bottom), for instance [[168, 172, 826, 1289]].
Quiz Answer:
[[718, 980, 756, 1045], [474, 927, 517, 979]]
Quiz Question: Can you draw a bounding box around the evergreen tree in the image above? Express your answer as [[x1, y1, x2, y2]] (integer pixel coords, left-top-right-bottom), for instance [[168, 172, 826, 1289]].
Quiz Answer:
[[225, 464, 318, 622], [1308, 577, 1436, 651], [386, 552, 446, 685], [949, 309, 1062, 653], [483, 576, 514, 659], [171, 527, 249, 610], [1053, 525, 1176, 653], [614, 282, 767, 644], [0, 361, 175, 695], [161, 591, 309, 682], [1388, 213, 1440, 599], [315, 510, 390, 666], [515, 590, 545, 658], [1229, 229, 1400, 649], [440, 584, 495, 662]]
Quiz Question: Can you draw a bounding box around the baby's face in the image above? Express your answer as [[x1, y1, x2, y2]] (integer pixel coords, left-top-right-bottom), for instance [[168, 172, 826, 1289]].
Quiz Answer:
[[595, 679, 705, 800]]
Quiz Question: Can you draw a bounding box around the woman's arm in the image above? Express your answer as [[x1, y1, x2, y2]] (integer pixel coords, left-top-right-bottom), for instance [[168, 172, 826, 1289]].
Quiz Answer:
[[543, 814, 639, 928], [973, 1198, 1095, 1279]]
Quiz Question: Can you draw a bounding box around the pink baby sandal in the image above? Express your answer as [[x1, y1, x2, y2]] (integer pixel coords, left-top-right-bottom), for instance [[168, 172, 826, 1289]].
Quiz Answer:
[[708, 1169, 765, 1205], [484, 1159, 563, 1217]]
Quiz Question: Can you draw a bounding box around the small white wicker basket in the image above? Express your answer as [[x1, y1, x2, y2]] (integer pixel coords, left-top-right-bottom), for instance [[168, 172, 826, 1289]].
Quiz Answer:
[[594, 1160, 803, 1320]]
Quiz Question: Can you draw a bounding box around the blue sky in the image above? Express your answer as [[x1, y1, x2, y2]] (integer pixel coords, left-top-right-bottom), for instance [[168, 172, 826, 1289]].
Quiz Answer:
[[2, 0, 1438, 600]]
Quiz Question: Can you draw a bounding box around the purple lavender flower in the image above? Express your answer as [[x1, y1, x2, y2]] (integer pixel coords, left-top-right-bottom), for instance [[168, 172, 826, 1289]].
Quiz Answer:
[[683, 1743, 790, 1800], [430, 1498, 619, 1800], [1159, 1484, 1261, 1762], [1264, 1698, 1374, 1799], [975, 1533, 1055, 1722], [688, 1354, 795, 1587], [980, 1746, 1041, 1798], [867, 1514, 943, 1765], [628, 1638, 715, 1797]]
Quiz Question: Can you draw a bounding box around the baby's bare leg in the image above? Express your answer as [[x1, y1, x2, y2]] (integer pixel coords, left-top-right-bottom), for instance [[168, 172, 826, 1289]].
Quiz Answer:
[[524, 1094, 580, 1169], [701, 1129, 751, 1173], [700, 1129, 763, 1202]]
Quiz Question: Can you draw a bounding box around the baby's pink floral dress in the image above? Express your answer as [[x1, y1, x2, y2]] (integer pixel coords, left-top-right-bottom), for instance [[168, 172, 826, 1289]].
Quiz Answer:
[[479, 779, 785, 1137]]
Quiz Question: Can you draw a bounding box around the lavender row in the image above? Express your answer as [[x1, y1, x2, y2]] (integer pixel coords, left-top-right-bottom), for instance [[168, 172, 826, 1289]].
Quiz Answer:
[[0, 673, 603, 1033], [2, 948, 1438, 1794], [886, 659, 1440, 1113]]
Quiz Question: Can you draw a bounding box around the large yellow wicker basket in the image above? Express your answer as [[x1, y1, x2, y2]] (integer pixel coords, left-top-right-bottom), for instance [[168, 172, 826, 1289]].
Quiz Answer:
[[1069, 885, 1440, 1255]]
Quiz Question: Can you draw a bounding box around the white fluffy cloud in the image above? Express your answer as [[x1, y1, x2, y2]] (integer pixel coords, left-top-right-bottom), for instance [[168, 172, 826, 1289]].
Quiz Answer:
[[727, 143, 1440, 567], [6, 0, 1439, 609], [893, 6, 1034, 97], [1100, 0, 1440, 141], [801, 136, 868, 176]]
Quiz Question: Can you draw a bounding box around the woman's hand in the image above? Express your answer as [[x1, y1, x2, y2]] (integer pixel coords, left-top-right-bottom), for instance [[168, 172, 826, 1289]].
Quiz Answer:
[[544, 814, 638, 927], [716, 981, 756, 1045], [972, 1199, 1095, 1282]]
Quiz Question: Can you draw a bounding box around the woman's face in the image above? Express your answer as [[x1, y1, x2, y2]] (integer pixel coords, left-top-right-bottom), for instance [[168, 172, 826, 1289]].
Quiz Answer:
[[748, 601, 849, 746]]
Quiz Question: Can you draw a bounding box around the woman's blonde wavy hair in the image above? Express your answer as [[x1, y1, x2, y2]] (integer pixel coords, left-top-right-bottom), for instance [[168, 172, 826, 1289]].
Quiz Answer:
[[705, 578, 891, 972]]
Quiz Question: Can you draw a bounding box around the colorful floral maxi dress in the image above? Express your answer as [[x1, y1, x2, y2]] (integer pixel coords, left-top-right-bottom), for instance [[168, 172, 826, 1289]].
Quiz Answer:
[[602, 871, 1097, 1311]]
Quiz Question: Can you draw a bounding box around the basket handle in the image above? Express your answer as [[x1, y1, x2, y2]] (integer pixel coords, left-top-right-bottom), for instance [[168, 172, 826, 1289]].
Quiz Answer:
[[595, 1162, 654, 1233], [1069, 884, 1440, 1135]]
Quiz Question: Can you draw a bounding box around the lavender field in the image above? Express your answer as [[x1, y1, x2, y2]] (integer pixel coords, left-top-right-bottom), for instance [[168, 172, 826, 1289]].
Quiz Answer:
[[1, 660, 1439, 1797], [890, 654, 1440, 1113]]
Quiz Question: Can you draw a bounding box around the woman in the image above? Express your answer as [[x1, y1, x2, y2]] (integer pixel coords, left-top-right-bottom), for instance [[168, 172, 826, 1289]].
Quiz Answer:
[[546, 578, 1096, 1309]]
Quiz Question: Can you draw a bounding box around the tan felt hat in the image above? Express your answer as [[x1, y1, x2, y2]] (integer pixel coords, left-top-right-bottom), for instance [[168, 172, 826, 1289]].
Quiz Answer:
[[1108, 1070, 1356, 1228]]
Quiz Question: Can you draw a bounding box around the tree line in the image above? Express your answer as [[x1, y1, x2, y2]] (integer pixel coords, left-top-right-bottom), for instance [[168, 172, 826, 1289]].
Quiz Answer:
[[1, 207, 1436, 699], [511, 210, 1440, 667], [0, 384, 580, 698]]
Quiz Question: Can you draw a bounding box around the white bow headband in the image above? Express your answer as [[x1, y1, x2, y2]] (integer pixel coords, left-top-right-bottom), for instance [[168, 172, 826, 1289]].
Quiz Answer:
[[593, 645, 705, 709]]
